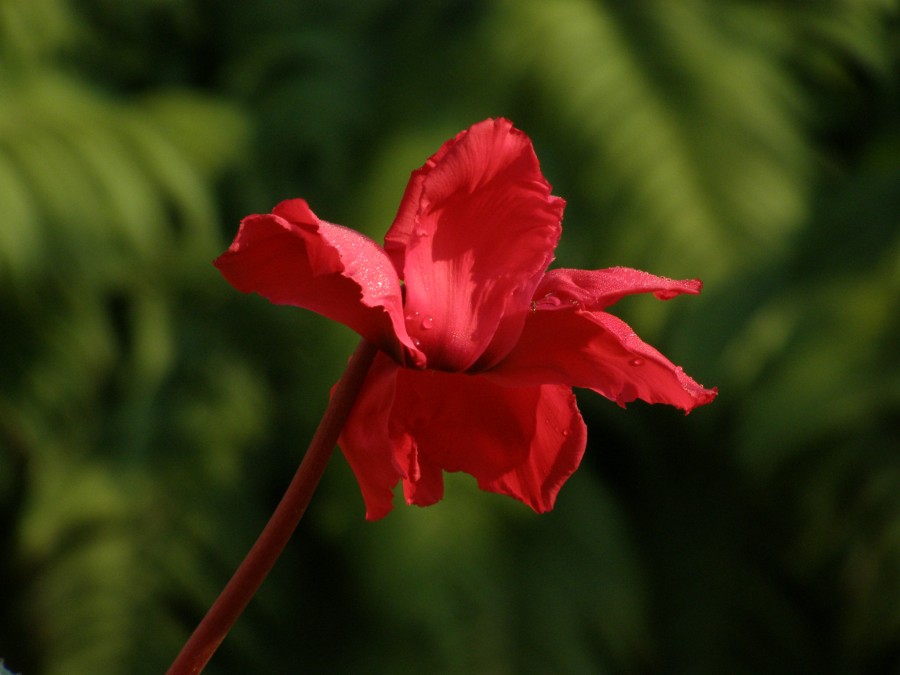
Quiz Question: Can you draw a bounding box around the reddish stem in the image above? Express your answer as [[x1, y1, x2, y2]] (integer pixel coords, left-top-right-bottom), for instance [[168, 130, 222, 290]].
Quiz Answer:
[[166, 339, 379, 675]]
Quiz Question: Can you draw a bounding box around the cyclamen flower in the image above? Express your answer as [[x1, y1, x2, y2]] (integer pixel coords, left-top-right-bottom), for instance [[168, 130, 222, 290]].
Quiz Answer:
[[215, 118, 716, 520]]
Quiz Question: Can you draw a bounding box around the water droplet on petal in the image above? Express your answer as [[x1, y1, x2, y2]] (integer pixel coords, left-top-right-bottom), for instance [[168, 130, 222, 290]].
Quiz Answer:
[[420, 316, 434, 330], [413, 338, 422, 347], [629, 358, 644, 367], [538, 292, 563, 309], [562, 429, 570, 437], [415, 228, 429, 238]]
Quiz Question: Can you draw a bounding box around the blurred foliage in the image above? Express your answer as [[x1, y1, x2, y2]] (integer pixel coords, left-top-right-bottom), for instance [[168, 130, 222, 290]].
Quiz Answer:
[[0, 0, 898, 673]]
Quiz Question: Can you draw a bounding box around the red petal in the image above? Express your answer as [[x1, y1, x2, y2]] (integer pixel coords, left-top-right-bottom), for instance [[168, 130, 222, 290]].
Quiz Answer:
[[214, 199, 423, 365], [390, 369, 586, 513], [491, 308, 717, 412], [337, 353, 405, 521], [399, 441, 445, 509], [385, 119, 564, 372], [534, 267, 703, 312], [478, 385, 587, 513]]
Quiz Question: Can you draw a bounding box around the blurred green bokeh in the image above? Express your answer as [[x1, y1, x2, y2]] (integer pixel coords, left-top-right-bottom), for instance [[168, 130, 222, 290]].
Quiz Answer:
[[1, 0, 898, 673]]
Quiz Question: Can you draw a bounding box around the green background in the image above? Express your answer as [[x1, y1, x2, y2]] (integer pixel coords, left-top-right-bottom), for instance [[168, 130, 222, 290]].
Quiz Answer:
[[1, 1, 898, 673]]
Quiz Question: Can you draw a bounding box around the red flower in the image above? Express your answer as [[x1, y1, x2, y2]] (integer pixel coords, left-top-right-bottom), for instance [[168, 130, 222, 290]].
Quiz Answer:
[[215, 118, 717, 520]]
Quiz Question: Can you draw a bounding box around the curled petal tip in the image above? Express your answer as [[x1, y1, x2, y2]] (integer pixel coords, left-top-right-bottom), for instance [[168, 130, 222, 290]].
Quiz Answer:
[[653, 278, 703, 300]]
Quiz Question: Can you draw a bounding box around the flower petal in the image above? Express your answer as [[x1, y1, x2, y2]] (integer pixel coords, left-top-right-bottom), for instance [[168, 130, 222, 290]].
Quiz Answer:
[[477, 384, 587, 513], [491, 308, 717, 412], [214, 199, 423, 365], [400, 443, 446, 509], [337, 353, 405, 521], [385, 118, 564, 372], [389, 369, 585, 513], [534, 267, 703, 312]]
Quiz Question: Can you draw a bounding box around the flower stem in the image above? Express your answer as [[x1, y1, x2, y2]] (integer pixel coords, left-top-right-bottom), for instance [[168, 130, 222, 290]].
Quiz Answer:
[[166, 339, 379, 675]]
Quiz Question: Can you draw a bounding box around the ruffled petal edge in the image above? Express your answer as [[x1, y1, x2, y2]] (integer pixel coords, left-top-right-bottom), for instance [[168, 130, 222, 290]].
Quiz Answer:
[[214, 199, 424, 365]]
